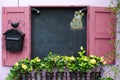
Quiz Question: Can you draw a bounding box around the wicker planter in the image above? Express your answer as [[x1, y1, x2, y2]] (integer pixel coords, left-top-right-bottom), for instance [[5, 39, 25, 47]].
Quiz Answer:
[[45, 72, 54, 80], [56, 72, 64, 80], [79, 72, 87, 80], [18, 71, 102, 80], [90, 72, 101, 80], [35, 71, 42, 80], [19, 74, 31, 80], [69, 71, 78, 80]]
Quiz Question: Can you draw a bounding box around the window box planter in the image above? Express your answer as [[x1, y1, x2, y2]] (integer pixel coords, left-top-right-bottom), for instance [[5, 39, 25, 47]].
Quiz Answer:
[[45, 72, 54, 80], [56, 72, 64, 80], [69, 71, 78, 80], [18, 71, 102, 80], [90, 72, 101, 80], [19, 74, 32, 80], [79, 72, 87, 80], [35, 71, 42, 80]]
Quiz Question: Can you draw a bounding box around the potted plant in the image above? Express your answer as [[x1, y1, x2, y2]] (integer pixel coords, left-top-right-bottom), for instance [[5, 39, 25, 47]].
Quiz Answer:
[[89, 55, 104, 80], [54, 55, 65, 80], [63, 55, 78, 80], [30, 57, 45, 80], [43, 52, 56, 80], [5, 46, 105, 80], [76, 46, 104, 80], [76, 46, 89, 80], [5, 58, 33, 80]]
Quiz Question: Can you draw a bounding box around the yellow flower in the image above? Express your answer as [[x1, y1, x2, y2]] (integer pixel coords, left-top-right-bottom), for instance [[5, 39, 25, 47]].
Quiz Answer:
[[22, 64, 27, 70], [35, 57, 40, 62], [15, 62, 19, 66], [70, 56, 75, 60], [103, 61, 107, 65], [57, 55, 60, 58], [30, 67, 33, 71], [106, 74, 110, 78], [100, 56, 104, 62], [51, 58, 54, 61], [90, 55, 96, 57], [90, 59, 96, 64], [65, 56, 69, 60], [37, 59, 40, 62]]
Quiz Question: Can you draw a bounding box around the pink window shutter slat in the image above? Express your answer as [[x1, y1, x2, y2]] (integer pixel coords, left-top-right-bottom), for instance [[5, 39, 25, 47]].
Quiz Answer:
[[87, 7, 116, 64], [2, 7, 31, 66]]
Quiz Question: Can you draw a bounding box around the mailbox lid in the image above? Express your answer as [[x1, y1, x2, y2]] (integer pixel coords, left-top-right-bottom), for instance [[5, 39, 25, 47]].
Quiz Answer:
[[3, 29, 25, 37]]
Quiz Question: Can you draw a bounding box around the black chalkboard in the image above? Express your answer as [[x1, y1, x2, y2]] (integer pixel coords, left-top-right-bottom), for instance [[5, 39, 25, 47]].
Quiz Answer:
[[31, 7, 87, 59]]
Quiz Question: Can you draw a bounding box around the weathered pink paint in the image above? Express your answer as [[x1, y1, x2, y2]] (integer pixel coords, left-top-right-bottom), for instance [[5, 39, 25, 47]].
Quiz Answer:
[[2, 7, 31, 66], [87, 7, 115, 62]]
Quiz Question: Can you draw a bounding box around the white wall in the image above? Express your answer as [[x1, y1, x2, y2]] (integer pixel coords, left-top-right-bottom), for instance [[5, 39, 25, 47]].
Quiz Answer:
[[0, 0, 18, 80], [18, 0, 111, 7], [0, 0, 112, 79]]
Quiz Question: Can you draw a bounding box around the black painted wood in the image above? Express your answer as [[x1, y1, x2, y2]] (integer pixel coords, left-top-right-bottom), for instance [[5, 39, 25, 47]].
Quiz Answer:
[[31, 7, 87, 59]]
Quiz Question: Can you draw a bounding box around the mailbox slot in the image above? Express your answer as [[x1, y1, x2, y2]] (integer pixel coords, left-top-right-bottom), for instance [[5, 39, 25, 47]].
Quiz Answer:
[[6, 37, 20, 40]]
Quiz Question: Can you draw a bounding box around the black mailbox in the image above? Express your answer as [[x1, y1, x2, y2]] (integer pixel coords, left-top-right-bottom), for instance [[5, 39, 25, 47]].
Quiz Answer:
[[3, 29, 25, 52]]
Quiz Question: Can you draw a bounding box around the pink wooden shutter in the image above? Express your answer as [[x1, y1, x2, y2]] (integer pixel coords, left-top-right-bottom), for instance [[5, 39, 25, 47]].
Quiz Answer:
[[2, 7, 31, 66], [87, 7, 116, 64]]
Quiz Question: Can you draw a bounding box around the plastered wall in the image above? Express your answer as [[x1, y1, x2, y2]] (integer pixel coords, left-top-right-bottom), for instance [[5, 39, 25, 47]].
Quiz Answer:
[[0, 0, 115, 79]]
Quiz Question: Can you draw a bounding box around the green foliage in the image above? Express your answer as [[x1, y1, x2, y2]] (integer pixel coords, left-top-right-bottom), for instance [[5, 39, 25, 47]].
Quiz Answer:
[[5, 46, 104, 80], [13, 58, 32, 74], [99, 77, 114, 80], [30, 57, 45, 72], [78, 46, 86, 57], [43, 52, 57, 72], [109, 65, 120, 79], [64, 56, 78, 72], [110, 0, 120, 12], [54, 55, 65, 72], [77, 46, 103, 72], [111, 65, 120, 74]]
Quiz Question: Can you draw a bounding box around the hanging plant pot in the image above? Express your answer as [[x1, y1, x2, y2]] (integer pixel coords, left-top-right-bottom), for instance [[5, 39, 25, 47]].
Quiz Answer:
[[45, 72, 54, 80], [69, 71, 78, 80], [56, 72, 64, 80], [90, 72, 101, 80], [35, 71, 42, 80], [79, 72, 87, 80]]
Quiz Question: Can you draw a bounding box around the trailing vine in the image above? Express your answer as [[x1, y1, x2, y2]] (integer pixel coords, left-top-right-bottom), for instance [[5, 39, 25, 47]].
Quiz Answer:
[[109, 0, 120, 12], [102, 3, 117, 64], [102, 0, 120, 80], [109, 0, 120, 61]]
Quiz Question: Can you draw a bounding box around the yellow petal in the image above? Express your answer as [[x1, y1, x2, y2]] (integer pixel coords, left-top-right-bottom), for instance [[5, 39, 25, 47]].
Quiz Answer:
[[90, 59, 96, 64], [15, 62, 19, 66]]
